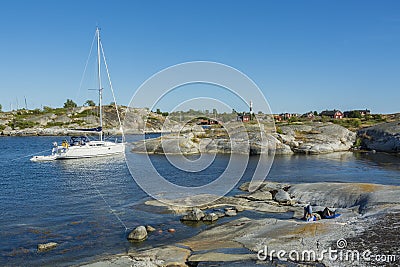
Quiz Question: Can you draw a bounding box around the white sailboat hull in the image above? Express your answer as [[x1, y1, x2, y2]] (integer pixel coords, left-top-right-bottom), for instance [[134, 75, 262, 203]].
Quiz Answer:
[[30, 141, 125, 161], [56, 141, 125, 159]]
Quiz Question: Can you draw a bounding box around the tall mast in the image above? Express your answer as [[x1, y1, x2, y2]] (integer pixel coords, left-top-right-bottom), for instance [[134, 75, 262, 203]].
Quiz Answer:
[[96, 27, 103, 141]]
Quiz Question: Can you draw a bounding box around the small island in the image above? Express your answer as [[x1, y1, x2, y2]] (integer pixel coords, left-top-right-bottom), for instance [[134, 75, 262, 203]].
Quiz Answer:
[[2, 102, 399, 154]]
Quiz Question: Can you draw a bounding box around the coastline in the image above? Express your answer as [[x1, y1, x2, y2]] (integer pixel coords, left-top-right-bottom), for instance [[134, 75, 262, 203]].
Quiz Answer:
[[80, 181, 400, 267]]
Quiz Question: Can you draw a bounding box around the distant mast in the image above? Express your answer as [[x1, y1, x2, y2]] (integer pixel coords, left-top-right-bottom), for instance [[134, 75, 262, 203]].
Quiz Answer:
[[96, 27, 103, 141], [249, 100, 253, 114]]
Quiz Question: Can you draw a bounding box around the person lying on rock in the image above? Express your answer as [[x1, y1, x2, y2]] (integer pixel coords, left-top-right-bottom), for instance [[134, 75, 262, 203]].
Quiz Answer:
[[303, 204, 313, 220], [303, 205, 335, 221], [317, 207, 335, 219]]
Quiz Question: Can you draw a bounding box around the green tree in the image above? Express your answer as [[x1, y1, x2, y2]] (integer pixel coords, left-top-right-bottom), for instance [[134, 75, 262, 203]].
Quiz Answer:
[[348, 111, 362, 118], [32, 108, 42, 114], [85, 100, 96, 107], [0, 104, 2, 112], [313, 111, 318, 116], [43, 106, 53, 113], [64, 99, 77, 108]]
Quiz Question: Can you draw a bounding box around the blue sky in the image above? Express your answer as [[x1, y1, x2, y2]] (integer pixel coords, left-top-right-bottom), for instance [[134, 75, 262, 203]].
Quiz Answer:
[[0, 1, 399, 114]]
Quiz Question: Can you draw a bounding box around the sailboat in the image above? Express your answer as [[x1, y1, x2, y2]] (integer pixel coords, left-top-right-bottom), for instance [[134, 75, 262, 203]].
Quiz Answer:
[[31, 27, 125, 161]]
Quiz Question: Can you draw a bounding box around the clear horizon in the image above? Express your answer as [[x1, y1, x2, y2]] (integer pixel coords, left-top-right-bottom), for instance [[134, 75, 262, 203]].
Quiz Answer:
[[0, 1, 399, 114]]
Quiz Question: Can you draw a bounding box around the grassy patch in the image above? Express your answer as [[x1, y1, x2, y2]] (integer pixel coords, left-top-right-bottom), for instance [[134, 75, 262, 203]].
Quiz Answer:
[[45, 121, 68, 128], [9, 119, 39, 129], [71, 109, 97, 119]]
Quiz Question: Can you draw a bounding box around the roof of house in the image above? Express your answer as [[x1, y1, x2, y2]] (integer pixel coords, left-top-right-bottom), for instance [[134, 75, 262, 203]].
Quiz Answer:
[[320, 110, 342, 116]]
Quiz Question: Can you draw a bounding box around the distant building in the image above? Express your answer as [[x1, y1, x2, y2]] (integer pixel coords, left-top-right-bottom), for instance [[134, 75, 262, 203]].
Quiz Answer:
[[302, 112, 315, 119], [237, 100, 254, 122], [274, 115, 283, 122], [196, 118, 219, 125], [320, 110, 343, 119], [277, 113, 300, 121], [237, 114, 251, 122], [279, 113, 291, 120], [343, 109, 371, 118]]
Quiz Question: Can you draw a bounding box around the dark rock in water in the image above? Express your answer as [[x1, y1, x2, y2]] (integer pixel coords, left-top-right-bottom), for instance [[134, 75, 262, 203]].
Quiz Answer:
[[181, 208, 205, 221], [146, 225, 156, 232], [357, 121, 400, 153], [37, 242, 57, 252], [274, 189, 291, 203], [128, 226, 148, 241], [203, 212, 219, 222]]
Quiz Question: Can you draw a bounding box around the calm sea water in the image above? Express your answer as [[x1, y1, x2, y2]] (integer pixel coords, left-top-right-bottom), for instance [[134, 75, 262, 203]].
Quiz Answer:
[[0, 136, 399, 266]]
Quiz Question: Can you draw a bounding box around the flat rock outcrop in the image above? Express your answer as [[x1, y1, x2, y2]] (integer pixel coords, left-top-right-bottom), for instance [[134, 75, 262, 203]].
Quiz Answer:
[[132, 122, 356, 155], [86, 181, 400, 267], [357, 121, 400, 153], [288, 182, 400, 214], [278, 123, 356, 154], [132, 133, 293, 155]]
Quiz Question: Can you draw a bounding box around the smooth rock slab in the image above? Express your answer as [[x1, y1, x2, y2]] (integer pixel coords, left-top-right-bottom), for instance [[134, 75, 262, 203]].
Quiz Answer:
[[188, 252, 256, 262], [128, 245, 191, 267], [357, 121, 400, 153], [245, 191, 273, 201]]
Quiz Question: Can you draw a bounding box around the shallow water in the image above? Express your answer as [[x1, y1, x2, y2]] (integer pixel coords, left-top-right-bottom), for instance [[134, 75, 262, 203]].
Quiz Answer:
[[0, 136, 399, 266]]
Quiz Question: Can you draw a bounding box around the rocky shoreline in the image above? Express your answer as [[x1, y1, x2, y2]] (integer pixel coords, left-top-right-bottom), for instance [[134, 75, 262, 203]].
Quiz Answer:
[[81, 181, 400, 267], [3, 113, 399, 155], [132, 120, 400, 155], [132, 122, 357, 155]]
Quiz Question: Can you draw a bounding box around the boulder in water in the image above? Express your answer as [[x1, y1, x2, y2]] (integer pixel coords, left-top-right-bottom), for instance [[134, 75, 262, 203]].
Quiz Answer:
[[146, 225, 156, 232], [225, 208, 237, 217], [37, 242, 58, 252], [203, 213, 219, 222], [180, 208, 205, 221], [128, 226, 148, 241]]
